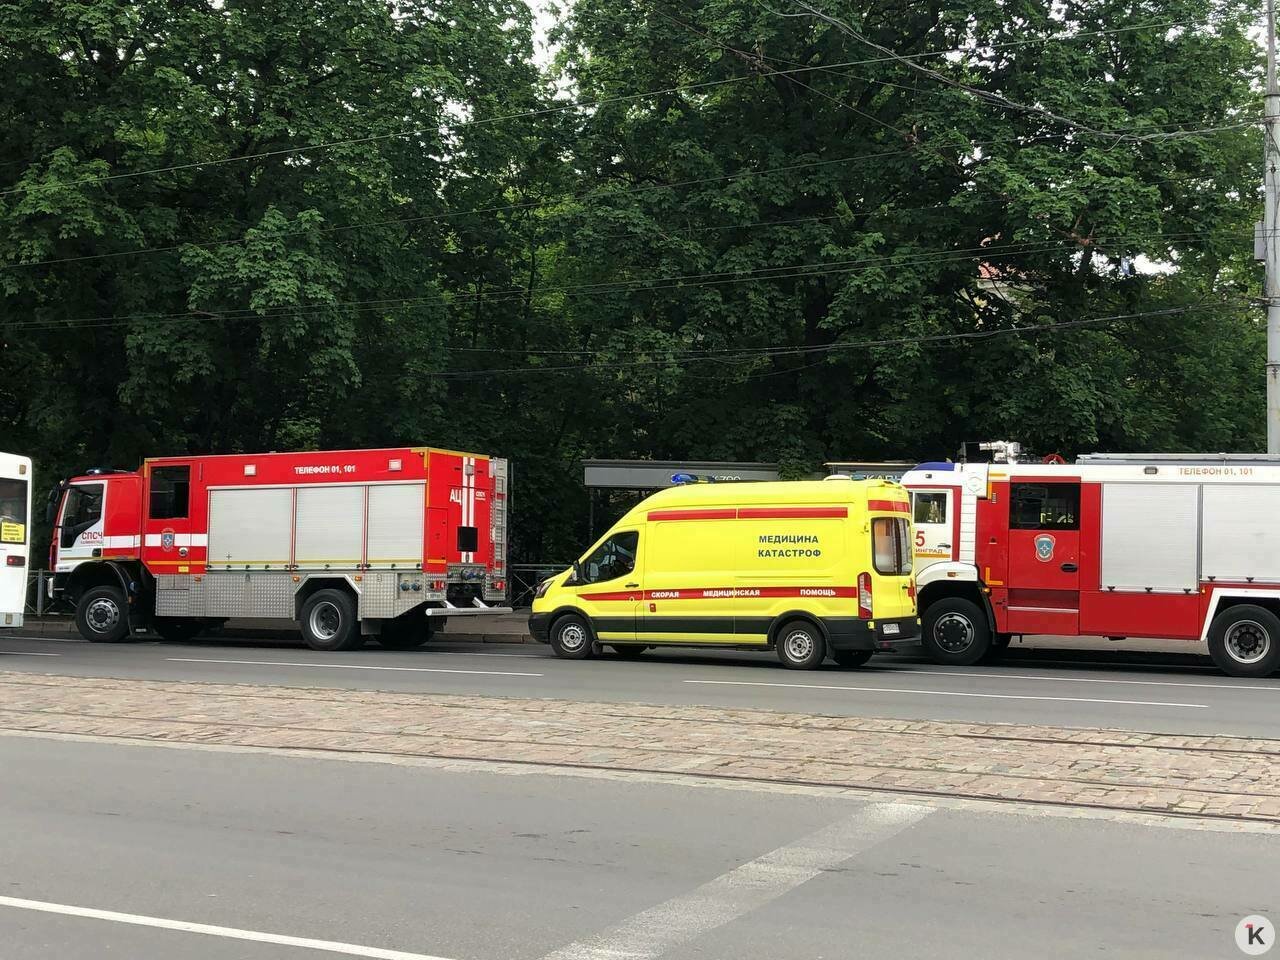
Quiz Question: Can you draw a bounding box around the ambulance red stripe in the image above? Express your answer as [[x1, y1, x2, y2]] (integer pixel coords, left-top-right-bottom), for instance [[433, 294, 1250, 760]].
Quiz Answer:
[[866, 499, 909, 513], [736, 507, 848, 519], [647, 508, 738, 521], [646, 507, 848, 521]]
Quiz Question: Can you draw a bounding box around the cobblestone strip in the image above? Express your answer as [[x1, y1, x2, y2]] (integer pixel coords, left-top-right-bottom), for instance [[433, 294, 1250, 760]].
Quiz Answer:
[[2, 672, 1279, 821]]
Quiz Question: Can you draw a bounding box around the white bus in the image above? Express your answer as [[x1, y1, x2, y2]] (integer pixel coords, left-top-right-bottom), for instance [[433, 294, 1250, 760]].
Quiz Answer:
[[0, 453, 32, 628]]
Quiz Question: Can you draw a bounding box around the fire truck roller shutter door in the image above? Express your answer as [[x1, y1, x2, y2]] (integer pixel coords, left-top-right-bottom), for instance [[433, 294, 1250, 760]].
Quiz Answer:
[[1099, 482, 1199, 591], [1202, 485, 1280, 582], [207, 488, 292, 569], [294, 486, 364, 568], [366, 483, 426, 567]]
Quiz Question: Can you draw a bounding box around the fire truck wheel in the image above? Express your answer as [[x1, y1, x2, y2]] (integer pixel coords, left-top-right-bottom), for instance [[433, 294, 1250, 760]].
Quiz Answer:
[[151, 618, 205, 643], [775, 620, 827, 669], [921, 598, 991, 666], [77, 585, 132, 643], [609, 644, 648, 658], [1208, 605, 1280, 678], [300, 589, 362, 651], [831, 649, 874, 668], [549, 614, 595, 659]]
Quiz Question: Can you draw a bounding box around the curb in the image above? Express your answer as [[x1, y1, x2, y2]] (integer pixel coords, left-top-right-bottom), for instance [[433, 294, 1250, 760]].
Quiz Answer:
[[11, 619, 538, 646]]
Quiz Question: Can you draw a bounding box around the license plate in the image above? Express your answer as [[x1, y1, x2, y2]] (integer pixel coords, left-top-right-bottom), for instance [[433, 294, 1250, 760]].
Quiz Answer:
[[882, 623, 900, 636]]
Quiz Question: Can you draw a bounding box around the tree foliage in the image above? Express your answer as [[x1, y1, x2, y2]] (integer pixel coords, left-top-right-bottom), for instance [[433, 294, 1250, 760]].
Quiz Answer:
[[0, 0, 1265, 561]]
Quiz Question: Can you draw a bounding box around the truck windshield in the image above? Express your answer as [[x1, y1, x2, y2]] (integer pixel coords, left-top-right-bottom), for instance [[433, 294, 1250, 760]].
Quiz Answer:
[[0, 478, 27, 543], [872, 517, 911, 575]]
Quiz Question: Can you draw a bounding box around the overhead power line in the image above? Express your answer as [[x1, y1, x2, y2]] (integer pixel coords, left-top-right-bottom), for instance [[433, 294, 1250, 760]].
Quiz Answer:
[[658, 8, 1258, 142], [10, 227, 1248, 335], [785, 0, 1258, 143], [4, 129, 1251, 273], [414, 302, 1248, 379]]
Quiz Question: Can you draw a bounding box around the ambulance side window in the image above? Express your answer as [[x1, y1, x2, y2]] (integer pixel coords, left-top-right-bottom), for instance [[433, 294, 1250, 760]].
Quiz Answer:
[[1010, 483, 1079, 531], [912, 492, 947, 524], [149, 466, 190, 520], [582, 531, 639, 584]]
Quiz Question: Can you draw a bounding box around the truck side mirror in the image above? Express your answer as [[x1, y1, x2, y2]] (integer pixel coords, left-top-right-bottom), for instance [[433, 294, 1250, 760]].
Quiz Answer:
[[44, 482, 64, 525]]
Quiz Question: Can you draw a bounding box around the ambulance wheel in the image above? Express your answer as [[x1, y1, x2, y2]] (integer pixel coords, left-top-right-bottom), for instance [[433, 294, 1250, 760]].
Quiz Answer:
[[921, 598, 990, 666], [300, 589, 362, 651], [550, 614, 595, 660], [831, 649, 873, 668], [775, 620, 826, 670], [151, 617, 205, 643], [77, 585, 131, 643], [1208, 605, 1280, 678], [609, 644, 648, 658]]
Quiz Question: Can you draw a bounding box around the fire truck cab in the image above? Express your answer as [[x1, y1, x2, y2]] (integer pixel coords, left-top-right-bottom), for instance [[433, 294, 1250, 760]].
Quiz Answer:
[[48, 447, 511, 650], [901, 451, 1280, 677]]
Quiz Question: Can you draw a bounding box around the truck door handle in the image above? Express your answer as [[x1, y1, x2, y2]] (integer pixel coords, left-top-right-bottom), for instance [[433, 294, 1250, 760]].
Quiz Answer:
[[937, 542, 951, 549], [625, 582, 639, 588], [1060, 562, 1078, 572]]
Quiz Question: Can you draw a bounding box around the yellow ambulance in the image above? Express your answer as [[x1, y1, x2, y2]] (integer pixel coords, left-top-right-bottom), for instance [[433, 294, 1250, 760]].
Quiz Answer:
[[529, 478, 919, 668]]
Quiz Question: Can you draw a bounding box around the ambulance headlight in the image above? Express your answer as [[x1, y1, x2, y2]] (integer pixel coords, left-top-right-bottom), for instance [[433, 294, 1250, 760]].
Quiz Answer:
[[534, 578, 552, 599]]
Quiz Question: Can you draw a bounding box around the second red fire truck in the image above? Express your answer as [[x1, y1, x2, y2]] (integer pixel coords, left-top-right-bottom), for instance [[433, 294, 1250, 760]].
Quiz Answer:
[[895, 447, 1280, 677], [48, 446, 510, 650]]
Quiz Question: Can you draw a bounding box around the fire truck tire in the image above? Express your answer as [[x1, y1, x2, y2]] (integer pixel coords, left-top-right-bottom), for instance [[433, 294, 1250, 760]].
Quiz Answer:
[[775, 619, 827, 669], [76, 585, 132, 643], [609, 644, 648, 658], [921, 598, 991, 666], [549, 614, 595, 659], [831, 649, 874, 668], [151, 618, 205, 643], [1208, 605, 1280, 677], [300, 589, 362, 651]]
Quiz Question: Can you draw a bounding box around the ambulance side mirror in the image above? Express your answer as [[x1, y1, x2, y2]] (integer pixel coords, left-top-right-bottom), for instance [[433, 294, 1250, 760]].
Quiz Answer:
[[569, 560, 583, 585]]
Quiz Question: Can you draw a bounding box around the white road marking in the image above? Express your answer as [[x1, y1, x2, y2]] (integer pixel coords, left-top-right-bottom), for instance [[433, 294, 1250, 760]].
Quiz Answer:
[[0, 894, 454, 960], [916, 668, 1280, 693], [0, 651, 60, 657], [414, 649, 547, 660], [165, 657, 541, 677], [1, 635, 82, 643], [540, 801, 931, 960], [683, 679, 1209, 709]]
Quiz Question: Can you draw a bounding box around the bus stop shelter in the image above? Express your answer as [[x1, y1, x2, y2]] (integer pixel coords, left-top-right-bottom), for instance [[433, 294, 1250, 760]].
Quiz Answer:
[[581, 460, 785, 538]]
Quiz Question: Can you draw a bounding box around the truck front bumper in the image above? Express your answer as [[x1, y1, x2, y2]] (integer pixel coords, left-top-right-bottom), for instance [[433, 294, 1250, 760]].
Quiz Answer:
[[825, 616, 919, 652], [528, 612, 552, 643]]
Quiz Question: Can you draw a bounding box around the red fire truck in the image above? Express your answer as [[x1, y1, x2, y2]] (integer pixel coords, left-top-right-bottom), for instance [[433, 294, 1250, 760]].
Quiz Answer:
[[898, 448, 1280, 677], [47, 447, 511, 650]]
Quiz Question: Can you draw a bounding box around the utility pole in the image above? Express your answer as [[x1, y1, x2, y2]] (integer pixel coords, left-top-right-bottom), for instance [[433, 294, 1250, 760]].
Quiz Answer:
[[1266, 0, 1280, 452]]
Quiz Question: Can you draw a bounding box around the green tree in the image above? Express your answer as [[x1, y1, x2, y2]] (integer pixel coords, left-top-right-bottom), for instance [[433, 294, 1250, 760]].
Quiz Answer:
[[548, 0, 1262, 473]]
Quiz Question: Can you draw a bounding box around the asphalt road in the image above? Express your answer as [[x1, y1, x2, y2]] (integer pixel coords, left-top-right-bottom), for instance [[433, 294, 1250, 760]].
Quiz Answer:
[[2, 630, 1279, 737], [1, 732, 1274, 960]]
